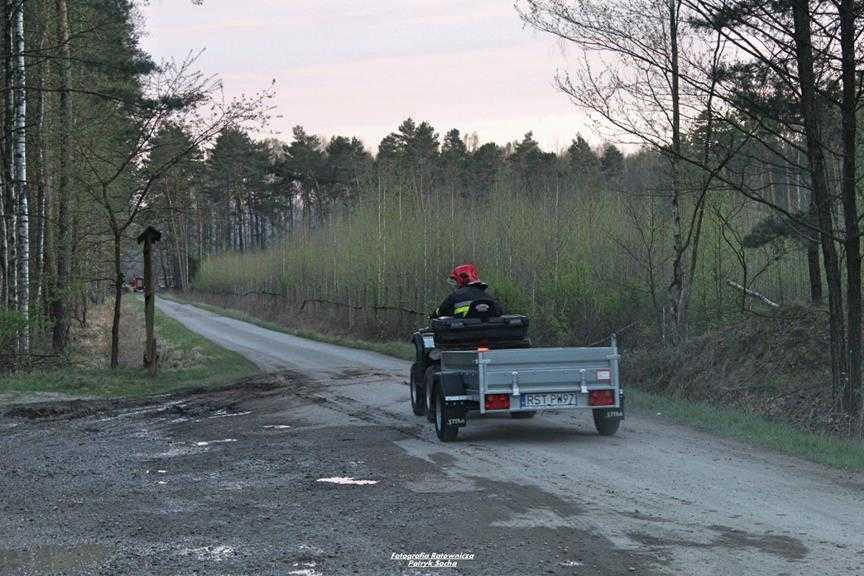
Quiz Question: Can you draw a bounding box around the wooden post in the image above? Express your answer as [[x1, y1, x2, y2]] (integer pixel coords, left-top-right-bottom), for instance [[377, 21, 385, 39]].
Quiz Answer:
[[137, 226, 162, 377]]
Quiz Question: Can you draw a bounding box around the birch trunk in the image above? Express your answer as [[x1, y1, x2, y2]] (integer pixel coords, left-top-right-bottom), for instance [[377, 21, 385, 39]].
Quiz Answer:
[[667, 0, 685, 342], [13, 0, 28, 351], [3, 0, 15, 311]]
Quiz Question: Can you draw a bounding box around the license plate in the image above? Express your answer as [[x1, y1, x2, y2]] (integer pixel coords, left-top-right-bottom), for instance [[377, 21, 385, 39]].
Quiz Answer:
[[522, 392, 580, 408]]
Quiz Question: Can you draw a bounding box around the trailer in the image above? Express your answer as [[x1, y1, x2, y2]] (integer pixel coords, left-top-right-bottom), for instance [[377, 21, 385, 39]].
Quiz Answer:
[[409, 315, 624, 441]]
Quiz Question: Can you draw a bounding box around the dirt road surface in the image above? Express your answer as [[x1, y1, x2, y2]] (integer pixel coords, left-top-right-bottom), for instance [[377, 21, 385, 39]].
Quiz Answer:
[[1, 298, 862, 576]]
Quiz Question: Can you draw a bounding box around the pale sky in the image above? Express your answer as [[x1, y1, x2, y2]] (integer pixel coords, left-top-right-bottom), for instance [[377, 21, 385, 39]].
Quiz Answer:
[[139, 0, 599, 152]]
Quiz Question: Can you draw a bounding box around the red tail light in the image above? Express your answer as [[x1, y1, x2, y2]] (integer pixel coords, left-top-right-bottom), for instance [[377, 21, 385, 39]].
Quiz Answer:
[[477, 347, 490, 352], [485, 394, 510, 410], [596, 369, 612, 383], [589, 390, 615, 406]]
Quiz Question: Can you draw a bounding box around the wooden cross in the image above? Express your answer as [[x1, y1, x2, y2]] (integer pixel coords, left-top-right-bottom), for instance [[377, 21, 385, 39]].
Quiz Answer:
[[137, 226, 162, 376]]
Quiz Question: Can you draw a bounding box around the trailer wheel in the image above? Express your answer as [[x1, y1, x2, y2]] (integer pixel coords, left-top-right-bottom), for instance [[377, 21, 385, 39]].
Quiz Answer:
[[424, 367, 437, 423], [511, 411, 536, 419], [434, 385, 459, 442], [593, 409, 621, 436], [409, 362, 426, 416]]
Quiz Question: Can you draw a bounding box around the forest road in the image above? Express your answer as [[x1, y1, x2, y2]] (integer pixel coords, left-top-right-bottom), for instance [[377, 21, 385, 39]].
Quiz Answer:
[[1, 297, 862, 576]]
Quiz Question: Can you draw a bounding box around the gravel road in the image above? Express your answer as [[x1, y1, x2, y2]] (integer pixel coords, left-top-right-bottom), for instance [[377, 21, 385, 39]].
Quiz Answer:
[[1, 297, 862, 576]]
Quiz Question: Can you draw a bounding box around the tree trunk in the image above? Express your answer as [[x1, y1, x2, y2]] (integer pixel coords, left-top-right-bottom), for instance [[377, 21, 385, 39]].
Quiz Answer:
[[34, 25, 48, 307], [13, 0, 29, 351], [792, 0, 847, 398], [110, 231, 122, 369], [807, 200, 823, 304], [51, 0, 71, 351], [0, 164, 6, 307], [838, 0, 860, 415], [667, 0, 685, 342], [3, 0, 16, 313]]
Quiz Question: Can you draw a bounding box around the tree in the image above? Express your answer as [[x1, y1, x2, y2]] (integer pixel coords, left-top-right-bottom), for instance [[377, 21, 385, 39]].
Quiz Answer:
[[685, 0, 863, 413], [51, 0, 72, 351], [565, 135, 600, 194], [12, 0, 27, 351], [519, 0, 701, 341], [599, 143, 624, 183]]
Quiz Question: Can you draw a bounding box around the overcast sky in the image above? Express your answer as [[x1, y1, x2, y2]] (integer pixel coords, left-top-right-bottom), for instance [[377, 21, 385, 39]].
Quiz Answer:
[[139, 0, 599, 152]]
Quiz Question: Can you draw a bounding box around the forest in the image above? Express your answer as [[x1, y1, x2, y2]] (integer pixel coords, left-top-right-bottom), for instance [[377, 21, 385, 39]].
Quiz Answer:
[[1, 0, 862, 426]]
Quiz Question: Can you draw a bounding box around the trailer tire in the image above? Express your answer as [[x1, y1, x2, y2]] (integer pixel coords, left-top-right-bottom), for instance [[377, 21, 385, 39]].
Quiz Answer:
[[511, 411, 536, 419], [434, 385, 459, 442], [593, 409, 621, 436], [409, 362, 426, 416]]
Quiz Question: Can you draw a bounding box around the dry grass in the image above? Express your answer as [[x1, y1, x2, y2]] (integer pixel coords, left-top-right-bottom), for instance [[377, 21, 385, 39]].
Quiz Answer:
[[626, 304, 862, 439], [1, 295, 257, 398]]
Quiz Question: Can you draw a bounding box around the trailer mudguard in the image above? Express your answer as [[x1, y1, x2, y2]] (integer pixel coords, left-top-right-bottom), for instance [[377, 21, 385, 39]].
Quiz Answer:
[[438, 371, 467, 399], [436, 371, 468, 427], [597, 393, 625, 421]]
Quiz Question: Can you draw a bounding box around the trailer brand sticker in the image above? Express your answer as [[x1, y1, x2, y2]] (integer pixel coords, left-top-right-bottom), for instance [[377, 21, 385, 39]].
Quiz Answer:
[[522, 392, 580, 408]]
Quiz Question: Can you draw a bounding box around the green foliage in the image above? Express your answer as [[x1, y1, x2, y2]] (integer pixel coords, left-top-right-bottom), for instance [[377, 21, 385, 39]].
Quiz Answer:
[[190, 146, 813, 347], [0, 309, 26, 352]]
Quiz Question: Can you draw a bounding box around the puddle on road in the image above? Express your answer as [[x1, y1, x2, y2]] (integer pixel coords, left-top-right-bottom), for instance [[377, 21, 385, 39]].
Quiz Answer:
[[0, 543, 108, 573], [316, 476, 378, 486], [288, 561, 322, 576], [194, 438, 237, 447]]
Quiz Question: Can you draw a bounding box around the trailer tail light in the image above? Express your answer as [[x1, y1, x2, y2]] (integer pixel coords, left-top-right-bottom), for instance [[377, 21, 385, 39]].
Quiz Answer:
[[477, 347, 490, 352], [589, 390, 615, 406], [596, 369, 612, 384], [485, 394, 510, 410]]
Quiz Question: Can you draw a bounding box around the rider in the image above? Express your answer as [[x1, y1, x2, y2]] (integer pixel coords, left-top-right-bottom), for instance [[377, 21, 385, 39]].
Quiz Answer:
[[434, 264, 504, 318]]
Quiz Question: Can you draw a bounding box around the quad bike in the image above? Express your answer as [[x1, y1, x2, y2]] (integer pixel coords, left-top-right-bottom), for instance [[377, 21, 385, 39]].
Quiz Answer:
[[408, 300, 624, 442]]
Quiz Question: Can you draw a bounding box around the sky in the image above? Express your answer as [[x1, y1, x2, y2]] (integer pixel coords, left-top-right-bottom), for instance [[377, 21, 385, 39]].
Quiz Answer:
[[138, 0, 601, 153]]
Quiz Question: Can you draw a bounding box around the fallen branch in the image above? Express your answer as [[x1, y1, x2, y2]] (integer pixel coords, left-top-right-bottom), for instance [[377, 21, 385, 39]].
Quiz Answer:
[[726, 279, 779, 308]]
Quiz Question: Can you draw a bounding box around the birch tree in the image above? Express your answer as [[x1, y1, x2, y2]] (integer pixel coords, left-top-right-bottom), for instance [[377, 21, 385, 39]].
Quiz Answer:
[[13, 0, 27, 351]]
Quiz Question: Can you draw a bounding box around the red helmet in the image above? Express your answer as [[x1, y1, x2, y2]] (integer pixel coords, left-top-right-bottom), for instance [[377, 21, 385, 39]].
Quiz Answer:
[[449, 264, 480, 288]]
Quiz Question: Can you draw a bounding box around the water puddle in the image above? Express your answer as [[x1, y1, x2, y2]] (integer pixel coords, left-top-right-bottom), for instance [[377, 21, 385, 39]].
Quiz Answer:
[[316, 476, 378, 486], [288, 562, 321, 576], [194, 439, 237, 447]]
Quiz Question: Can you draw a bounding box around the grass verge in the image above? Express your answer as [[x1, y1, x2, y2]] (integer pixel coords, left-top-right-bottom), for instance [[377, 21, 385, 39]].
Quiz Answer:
[[160, 292, 415, 361], [0, 297, 258, 399], [627, 389, 864, 471]]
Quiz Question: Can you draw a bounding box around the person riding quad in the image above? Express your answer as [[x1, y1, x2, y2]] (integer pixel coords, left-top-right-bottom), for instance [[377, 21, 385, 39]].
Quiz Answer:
[[434, 264, 504, 318]]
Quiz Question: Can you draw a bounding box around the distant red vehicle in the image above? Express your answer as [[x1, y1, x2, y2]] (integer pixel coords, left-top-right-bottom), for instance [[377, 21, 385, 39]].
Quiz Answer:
[[131, 276, 144, 292]]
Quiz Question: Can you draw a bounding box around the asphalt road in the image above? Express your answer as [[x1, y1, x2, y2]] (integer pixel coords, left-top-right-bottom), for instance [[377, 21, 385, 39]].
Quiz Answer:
[[1, 298, 862, 576]]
